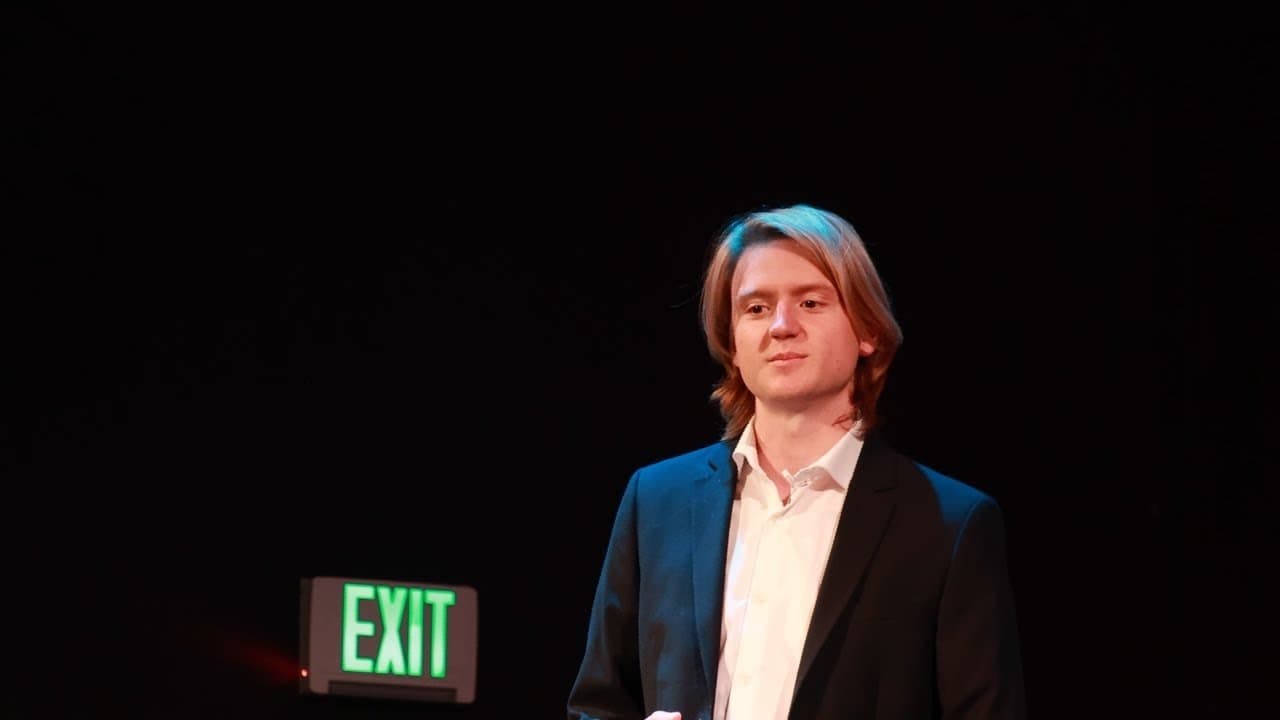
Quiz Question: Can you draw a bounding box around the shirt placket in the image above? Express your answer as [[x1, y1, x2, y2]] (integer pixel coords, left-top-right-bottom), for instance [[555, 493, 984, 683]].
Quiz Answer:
[[730, 494, 789, 717]]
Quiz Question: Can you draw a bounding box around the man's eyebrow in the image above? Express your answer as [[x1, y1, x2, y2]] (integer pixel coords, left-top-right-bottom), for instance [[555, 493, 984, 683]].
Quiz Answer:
[[736, 283, 835, 300]]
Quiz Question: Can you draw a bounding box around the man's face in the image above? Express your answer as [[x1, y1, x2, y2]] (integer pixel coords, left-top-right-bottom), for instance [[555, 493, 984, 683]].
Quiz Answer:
[[730, 240, 875, 416]]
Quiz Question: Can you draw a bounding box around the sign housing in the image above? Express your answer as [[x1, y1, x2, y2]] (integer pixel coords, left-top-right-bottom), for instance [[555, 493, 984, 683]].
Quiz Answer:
[[300, 576, 477, 703]]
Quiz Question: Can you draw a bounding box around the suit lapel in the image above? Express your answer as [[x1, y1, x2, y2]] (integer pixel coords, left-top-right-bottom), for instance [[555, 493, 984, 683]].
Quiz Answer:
[[793, 431, 898, 692], [691, 443, 735, 695]]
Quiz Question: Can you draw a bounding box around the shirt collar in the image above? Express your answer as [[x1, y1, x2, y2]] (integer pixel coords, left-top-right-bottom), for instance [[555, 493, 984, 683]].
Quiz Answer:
[[731, 416, 865, 491]]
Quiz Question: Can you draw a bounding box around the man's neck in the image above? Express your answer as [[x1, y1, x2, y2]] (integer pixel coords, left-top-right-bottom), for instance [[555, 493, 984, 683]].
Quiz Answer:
[[752, 404, 855, 477]]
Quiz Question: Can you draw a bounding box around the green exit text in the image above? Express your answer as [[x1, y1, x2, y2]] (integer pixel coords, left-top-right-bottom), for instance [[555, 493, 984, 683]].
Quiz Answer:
[[341, 583, 456, 678]]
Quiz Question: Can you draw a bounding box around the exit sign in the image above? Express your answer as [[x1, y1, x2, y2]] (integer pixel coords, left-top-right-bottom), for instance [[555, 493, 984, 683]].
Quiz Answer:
[[300, 576, 477, 703]]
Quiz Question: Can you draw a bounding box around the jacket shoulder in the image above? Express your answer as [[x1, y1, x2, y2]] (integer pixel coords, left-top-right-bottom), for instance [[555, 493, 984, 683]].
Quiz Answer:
[[631, 441, 732, 489], [914, 461, 995, 504], [900, 459, 1003, 533], [862, 432, 997, 513]]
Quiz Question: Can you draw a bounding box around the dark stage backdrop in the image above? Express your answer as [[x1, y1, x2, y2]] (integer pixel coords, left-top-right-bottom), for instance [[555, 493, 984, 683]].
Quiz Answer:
[[8, 5, 1273, 719]]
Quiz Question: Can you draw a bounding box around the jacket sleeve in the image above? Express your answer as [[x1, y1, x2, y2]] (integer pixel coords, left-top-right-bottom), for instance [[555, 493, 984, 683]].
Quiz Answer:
[[936, 496, 1027, 719], [567, 471, 645, 720]]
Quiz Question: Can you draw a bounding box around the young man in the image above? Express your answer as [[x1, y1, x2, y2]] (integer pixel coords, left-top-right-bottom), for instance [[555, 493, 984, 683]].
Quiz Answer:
[[568, 204, 1025, 720]]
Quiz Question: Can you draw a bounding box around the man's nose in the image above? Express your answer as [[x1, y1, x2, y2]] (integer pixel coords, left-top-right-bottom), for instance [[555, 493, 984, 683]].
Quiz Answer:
[[770, 304, 799, 336]]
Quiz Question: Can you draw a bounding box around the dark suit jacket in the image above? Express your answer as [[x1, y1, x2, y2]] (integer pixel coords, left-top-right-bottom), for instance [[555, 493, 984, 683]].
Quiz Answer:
[[567, 430, 1025, 720]]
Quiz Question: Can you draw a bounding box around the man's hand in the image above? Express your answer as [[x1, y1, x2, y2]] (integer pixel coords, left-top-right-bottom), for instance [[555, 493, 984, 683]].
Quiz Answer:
[[644, 713, 681, 720]]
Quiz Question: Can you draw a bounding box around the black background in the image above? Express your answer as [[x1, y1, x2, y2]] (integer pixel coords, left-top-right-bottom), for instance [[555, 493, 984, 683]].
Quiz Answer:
[[7, 4, 1275, 719]]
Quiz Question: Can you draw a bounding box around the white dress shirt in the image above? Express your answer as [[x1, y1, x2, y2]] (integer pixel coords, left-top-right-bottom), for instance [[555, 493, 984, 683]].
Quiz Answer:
[[713, 419, 865, 720]]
